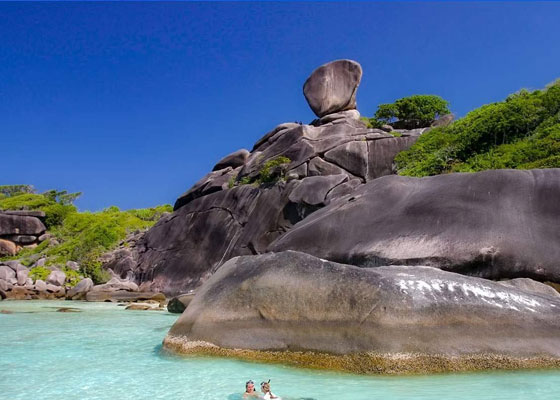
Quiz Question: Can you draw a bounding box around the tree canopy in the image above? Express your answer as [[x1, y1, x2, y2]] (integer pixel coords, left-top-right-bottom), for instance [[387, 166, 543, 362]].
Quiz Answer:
[[372, 95, 450, 129]]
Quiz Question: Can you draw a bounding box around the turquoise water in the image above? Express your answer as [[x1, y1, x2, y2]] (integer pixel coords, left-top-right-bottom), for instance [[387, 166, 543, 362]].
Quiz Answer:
[[1, 300, 559, 400]]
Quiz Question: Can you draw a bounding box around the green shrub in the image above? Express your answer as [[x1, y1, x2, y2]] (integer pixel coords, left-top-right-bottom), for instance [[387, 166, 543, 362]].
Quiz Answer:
[[236, 156, 292, 186], [0, 193, 53, 211], [259, 156, 291, 183], [373, 95, 450, 129], [395, 81, 560, 176], [29, 266, 50, 282], [42, 203, 77, 228], [79, 249, 111, 284], [127, 205, 172, 221], [63, 268, 82, 287]]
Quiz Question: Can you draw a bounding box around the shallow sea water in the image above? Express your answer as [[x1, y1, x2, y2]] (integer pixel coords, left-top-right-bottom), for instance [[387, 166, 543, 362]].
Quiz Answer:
[[0, 300, 558, 400]]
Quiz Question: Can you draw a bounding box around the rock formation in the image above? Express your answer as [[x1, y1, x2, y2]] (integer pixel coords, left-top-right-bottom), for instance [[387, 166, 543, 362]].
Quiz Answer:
[[0, 211, 47, 256], [117, 60, 423, 295], [164, 251, 560, 373], [269, 169, 560, 283], [102, 60, 560, 300]]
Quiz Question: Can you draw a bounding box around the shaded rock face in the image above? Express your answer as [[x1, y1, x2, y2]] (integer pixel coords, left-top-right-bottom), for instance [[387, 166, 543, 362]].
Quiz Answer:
[[303, 60, 362, 117], [167, 293, 195, 314], [270, 169, 560, 283], [167, 251, 560, 357]]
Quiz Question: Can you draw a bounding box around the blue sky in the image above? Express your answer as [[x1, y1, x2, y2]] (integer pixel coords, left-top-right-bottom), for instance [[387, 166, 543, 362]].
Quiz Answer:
[[1, 1, 559, 211]]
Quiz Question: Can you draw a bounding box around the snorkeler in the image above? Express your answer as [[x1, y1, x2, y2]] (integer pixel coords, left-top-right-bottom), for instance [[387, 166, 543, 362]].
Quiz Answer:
[[261, 380, 281, 400], [243, 380, 260, 398]]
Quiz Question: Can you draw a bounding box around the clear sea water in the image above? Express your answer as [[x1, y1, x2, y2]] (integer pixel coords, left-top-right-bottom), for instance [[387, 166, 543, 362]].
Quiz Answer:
[[0, 300, 558, 400]]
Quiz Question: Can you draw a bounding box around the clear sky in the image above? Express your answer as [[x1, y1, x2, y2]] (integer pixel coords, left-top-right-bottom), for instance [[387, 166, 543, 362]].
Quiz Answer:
[[2, 1, 559, 211]]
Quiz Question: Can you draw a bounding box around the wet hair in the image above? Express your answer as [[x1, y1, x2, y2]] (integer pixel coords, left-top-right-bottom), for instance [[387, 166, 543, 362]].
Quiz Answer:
[[246, 380, 255, 388], [260, 380, 271, 392]]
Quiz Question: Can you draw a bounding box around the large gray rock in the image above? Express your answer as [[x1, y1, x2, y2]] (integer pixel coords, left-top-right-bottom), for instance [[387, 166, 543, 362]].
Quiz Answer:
[[303, 60, 362, 117], [270, 169, 560, 283], [46, 270, 66, 286], [91, 277, 138, 292], [0, 265, 16, 281], [165, 251, 560, 361], [0, 213, 46, 235], [66, 278, 94, 300], [34, 279, 47, 292], [212, 149, 250, 171], [16, 267, 29, 286]]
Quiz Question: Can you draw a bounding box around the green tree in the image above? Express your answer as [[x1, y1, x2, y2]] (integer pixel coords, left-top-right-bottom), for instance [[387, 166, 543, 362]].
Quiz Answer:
[[373, 95, 450, 129]]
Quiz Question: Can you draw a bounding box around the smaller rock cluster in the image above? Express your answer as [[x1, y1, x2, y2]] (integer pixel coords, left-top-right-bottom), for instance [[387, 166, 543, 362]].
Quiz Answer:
[[0, 211, 48, 256], [0, 256, 164, 305], [0, 259, 75, 300]]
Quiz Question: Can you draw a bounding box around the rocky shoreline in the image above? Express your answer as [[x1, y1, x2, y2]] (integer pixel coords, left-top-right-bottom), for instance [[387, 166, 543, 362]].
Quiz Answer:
[[0, 258, 168, 309], [162, 336, 560, 375]]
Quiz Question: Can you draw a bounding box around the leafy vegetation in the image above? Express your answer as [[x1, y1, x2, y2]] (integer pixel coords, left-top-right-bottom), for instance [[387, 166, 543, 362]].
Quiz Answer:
[[235, 156, 292, 186], [29, 266, 51, 281], [258, 156, 292, 183], [0, 186, 172, 284], [366, 95, 450, 130], [395, 81, 560, 176]]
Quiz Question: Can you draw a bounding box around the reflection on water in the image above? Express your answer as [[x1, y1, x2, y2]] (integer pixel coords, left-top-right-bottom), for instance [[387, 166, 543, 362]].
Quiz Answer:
[[0, 300, 559, 400]]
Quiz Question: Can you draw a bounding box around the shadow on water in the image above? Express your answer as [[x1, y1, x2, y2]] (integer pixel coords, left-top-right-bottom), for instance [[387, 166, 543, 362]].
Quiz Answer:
[[152, 343, 188, 362], [153, 324, 174, 332]]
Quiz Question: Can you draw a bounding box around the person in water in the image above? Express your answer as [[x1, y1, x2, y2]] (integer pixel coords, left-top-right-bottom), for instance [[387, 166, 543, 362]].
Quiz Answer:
[[260, 380, 280, 399], [243, 380, 260, 398]]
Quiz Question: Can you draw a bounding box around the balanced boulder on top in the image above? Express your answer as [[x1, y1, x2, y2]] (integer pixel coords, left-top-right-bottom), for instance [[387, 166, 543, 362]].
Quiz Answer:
[[303, 59, 362, 117]]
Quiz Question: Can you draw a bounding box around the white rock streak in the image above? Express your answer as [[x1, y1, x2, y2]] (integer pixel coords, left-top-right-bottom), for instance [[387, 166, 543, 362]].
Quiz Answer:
[[397, 278, 542, 312]]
